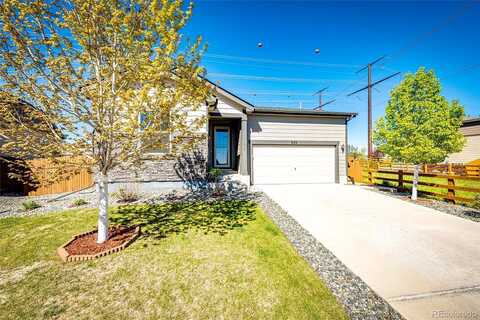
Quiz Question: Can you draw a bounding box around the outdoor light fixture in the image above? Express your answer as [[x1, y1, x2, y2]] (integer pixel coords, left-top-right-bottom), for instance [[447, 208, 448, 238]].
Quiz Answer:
[[206, 95, 218, 109], [341, 144, 345, 153]]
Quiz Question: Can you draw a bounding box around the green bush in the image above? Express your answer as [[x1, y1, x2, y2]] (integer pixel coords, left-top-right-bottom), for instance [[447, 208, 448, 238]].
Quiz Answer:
[[22, 200, 41, 211], [208, 168, 222, 182], [71, 198, 88, 207], [113, 187, 140, 203]]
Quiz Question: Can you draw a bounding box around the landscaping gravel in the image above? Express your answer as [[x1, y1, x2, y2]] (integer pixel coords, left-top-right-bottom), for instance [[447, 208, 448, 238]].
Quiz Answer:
[[365, 185, 480, 223], [256, 193, 404, 320], [0, 187, 98, 218], [0, 180, 251, 218], [2, 180, 407, 318], [0, 185, 174, 218]]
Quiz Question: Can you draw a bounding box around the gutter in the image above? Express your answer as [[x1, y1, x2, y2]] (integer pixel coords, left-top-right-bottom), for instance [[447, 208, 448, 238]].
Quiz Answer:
[[252, 107, 358, 121]]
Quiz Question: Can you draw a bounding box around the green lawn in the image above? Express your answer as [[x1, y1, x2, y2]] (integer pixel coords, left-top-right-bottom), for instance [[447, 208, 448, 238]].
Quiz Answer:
[[0, 201, 347, 320]]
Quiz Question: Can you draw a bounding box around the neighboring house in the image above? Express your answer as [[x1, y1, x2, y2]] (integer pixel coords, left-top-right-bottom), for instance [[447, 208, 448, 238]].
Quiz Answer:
[[110, 81, 357, 186], [448, 117, 480, 164]]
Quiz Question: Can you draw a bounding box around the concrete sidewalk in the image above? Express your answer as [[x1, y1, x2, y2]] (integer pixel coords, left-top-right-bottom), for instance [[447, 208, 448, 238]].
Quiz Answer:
[[259, 184, 480, 320]]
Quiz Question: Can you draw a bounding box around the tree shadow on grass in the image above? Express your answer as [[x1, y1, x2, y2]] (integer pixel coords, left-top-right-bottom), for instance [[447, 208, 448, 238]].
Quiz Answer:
[[110, 199, 257, 240]]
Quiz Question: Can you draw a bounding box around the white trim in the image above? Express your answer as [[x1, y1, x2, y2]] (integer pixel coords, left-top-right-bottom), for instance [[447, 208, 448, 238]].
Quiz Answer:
[[138, 112, 171, 155], [213, 126, 230, 168]]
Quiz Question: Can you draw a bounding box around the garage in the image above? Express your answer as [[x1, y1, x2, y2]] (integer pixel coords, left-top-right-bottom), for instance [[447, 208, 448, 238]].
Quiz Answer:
[[252, 144, 337, 184]]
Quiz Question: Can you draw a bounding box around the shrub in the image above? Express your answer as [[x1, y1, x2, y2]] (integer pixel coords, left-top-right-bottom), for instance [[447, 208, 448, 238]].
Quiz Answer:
[[113, 187, 140, 203], [22, 200, 41, 211], [207, 168, 226, 196], [71, 198, 88, 207], [208, 168, 222, 182]]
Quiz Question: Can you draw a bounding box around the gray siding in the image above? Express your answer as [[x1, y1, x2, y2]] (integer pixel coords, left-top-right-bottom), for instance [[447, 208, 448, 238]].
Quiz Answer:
[[248, 115, 347, 182], [460, 124, 480, 136], [447, 123, 480, 163], [448, 134, 480, 163]]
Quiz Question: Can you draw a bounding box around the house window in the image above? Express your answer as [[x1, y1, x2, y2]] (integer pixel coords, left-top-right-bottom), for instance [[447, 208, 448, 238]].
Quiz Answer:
[[214, 126, 230, 168], [139, 112, 171, 154]]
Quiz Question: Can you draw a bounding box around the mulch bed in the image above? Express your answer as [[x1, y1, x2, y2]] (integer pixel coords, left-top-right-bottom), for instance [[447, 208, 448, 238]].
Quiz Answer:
[[65, 226, 138, 256]]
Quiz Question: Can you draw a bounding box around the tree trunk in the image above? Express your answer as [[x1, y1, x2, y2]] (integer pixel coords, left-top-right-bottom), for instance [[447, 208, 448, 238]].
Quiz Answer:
[[412, 164, 419, 201], [97, 173, 109, 244]]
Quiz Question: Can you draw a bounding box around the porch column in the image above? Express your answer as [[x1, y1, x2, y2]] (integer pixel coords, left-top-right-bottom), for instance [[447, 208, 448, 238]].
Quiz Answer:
[[239, 118, 248, 175]]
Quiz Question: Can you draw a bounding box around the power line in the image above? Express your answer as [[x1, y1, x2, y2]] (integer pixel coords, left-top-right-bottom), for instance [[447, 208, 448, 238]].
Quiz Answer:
[[347, 56, 401, 156], [251, 100, 316, 104], [207, 72, 356, 83], [387, 2, 477, 61], [238, 90, 334, 96], [313, 99, 336, 110], [326, 73, 369, 106], [347, 71, 401, 97], [204, 53, 362, 69], [202, 58, 355, 75], [313, 87, 329, 108]]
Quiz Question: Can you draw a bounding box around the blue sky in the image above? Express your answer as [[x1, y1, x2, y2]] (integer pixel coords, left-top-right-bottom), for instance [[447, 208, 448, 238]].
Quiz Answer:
[[183, 0, 480, 150]]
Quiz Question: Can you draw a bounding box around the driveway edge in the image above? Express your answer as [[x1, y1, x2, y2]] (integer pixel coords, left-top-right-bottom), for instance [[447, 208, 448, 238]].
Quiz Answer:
[[257, 193, 405, 320]]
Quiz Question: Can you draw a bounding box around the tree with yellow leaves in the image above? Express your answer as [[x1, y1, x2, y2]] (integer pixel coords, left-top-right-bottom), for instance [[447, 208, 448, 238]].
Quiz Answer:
[[0, 0, 210, 243]]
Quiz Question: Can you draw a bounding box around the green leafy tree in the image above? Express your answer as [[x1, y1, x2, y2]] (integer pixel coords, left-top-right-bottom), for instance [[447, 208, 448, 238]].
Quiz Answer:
[[347, 144, 367, 159], [0, 0, 209, 243], [374, 67, 465, 200]]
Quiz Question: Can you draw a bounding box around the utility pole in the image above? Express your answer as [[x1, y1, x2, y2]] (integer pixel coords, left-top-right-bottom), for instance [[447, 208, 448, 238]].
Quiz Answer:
[[347, 56, 400, 157], [313, 99, 336, 110], [313, 87, 336, 110], [314, 87, 328, 109]]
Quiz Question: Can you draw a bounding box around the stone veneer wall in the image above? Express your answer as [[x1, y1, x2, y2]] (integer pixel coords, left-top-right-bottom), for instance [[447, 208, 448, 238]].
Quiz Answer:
[[107, 138, 208, 183]]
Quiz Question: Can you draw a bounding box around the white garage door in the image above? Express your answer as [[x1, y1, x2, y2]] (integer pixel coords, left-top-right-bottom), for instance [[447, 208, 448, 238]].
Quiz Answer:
[[252, 144, 336, 184]]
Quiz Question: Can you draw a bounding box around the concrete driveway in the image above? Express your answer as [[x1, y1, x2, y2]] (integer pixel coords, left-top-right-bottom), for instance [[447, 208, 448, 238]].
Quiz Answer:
[[259, 184, 480, 320]]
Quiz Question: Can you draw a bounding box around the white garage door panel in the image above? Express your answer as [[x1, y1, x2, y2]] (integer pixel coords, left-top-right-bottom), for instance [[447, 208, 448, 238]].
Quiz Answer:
[[253, 145, 336, 184]]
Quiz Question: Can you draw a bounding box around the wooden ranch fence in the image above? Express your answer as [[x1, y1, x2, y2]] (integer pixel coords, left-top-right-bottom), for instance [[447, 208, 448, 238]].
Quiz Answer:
[[363, 169, 480, 204], [352, 157, 480, 177], [423, 163, 480, 176], [25, 157, 93, 196]]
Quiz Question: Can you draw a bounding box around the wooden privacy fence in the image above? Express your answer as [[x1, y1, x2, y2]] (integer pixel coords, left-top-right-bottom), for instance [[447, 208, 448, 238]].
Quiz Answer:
[[25, 157, 93, 196], [363, 168, 480, 204]]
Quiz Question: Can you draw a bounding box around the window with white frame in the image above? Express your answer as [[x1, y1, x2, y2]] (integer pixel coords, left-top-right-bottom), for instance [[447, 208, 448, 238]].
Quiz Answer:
[[138, 111, 171, 154]]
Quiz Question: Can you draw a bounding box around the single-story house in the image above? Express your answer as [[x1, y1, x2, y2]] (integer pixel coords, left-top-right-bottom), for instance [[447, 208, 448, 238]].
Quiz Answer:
[[448, 117, 480, 164], [109, 82, 357, 187]]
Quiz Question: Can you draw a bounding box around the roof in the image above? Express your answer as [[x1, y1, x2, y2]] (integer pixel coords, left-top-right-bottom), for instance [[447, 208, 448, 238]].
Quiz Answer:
[[463, 117, 480, 126], [252, 107, 358, 120], [203, 78, 254, 111], [203, 78, 357, 120]]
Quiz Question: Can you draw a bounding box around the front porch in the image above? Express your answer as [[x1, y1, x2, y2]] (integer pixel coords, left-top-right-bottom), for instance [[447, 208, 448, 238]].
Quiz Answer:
[[207, 116, 249, 179]]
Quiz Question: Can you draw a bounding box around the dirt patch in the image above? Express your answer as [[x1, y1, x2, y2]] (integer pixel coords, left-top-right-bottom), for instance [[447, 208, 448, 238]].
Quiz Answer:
[[65, 227, 138, 256]]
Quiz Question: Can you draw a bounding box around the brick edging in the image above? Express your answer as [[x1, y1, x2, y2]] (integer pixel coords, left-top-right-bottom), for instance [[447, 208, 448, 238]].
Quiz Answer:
[[57, 226, 140, 262]]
